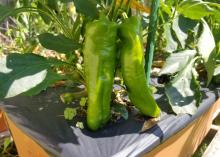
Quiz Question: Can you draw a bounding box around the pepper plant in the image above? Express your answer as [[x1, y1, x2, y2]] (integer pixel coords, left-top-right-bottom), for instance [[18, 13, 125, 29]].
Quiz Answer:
[[0, 0, 220, 130]]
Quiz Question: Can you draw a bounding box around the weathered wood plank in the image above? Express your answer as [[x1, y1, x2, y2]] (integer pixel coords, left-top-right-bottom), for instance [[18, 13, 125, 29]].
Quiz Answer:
[[203, 128, 220, 157]]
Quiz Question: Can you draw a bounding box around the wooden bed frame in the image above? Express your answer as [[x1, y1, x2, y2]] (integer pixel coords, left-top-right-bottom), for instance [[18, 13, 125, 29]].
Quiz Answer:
[[0, 99, 220, 157]]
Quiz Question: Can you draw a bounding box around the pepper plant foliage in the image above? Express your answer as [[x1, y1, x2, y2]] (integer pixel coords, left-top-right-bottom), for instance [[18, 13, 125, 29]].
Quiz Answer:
[[0, 0, 219, 116]]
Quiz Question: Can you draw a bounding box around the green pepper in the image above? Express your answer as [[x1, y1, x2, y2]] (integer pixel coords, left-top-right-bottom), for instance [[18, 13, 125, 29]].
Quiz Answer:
[[83, 17, 117, 131], [119, 16, 161, 117]]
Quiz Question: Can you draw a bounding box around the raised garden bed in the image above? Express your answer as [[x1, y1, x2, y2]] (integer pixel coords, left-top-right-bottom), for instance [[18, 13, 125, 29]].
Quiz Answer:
[[0, 0, 220, 156], [0, 85, 219, 157]]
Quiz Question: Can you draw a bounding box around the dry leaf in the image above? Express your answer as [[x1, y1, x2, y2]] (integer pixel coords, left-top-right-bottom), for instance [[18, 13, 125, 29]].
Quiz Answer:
[[140, 116, 161, 133]]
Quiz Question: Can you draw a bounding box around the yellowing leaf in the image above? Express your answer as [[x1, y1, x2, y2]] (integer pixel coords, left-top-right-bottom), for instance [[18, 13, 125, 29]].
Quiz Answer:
[[116, 0, 151, 13]]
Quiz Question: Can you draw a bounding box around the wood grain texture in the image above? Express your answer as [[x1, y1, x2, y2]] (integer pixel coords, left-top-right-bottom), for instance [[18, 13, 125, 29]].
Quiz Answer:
[[143, 98, 220, 157], [4, 114, 50, 157], [0, 110, 8, 132]]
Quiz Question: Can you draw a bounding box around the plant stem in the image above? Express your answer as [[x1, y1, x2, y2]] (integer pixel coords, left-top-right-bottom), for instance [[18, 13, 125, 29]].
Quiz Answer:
[[107, 0, 116, 20], [125, 0, 132, 13], [171, 0, 179, 22], [112, 0, 123, 20], [5, 7, 72, 38], [145, 0, 160, 85]]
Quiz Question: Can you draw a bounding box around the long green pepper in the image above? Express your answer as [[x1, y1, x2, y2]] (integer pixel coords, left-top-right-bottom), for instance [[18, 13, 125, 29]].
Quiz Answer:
[[83, 17, 117, 131], [119, 16, 161, 117]]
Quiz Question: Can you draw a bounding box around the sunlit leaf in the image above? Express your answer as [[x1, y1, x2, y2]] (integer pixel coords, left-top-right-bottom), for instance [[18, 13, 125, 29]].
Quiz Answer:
[[165, 57, 201, 115], [197, 20, 216, 85], [0, 5, 14, 23], [38, 33, 81, 54], [0, 53, 64, 98], [178, 0, 214, 20], [160, 50, 196, 75], [172, 15, 199, 48], [73, 0, 98, 18]]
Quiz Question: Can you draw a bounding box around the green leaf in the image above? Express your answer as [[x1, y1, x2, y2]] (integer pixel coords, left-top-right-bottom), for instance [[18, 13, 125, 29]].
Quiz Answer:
[[163, 23, 178, 53], [164, 0, 175, 6], [165, 57, 201, 115], [60, 0, 73, 2], [37, 2, 52, 24], [213, 73, 220, 84], [24, 71, 64, 96], [213, 64, 220, 83], [160, 0, 172, 16], [160, 50, 197, 75], [0, 53, 64, 98], [38, 33, 81, 54], [205, 50, 217, 85], [197, 20, 216, 85], [22, 0, 29, 6], [112, 104, 128, 120], [3, 137, 11, 151], [197, 20, 216, 62], [214, 66, 220, 76], [172, 15, 200, 48], [64, 107, 77, 120], [79, 97, 87, 107], [0, 5, 14, 23], [209, 3, 220, 23], [73, 0, 98, 18], [48, 0, 59, 11], [178, 0, 214, 20]]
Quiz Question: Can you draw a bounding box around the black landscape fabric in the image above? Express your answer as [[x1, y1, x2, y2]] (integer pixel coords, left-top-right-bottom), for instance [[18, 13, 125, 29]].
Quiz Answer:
[[0, 84, 219, 157]]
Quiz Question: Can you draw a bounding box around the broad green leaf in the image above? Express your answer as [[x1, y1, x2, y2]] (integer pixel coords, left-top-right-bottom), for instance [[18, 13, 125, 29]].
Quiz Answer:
[[217, 42, 220, 58], [160, 0, 172, 16], [73, 0, 98, 18], [0, 5, 14, 23], [172, 15, 199, 48], [160, 50, 196, 75], [60, 0, 73, 2], [205, 50, 217, 85], [0, 53, 64, 98], [164, 23, 178, 53], [214, 66, 220, 76], [211, 9, 220, 23], [165, 57, 201, 115], [178, 0, 214, 20], [22, 0, 29, 6], [213, 75, 220, 84], [197, 20, 216, 85], [213, 66, 220, 84], [37, 2, 51, 24], [38, 33, 81, 54], [197, 20, 216, 61], [212, 23, 220, 42], [64, 107, 77, 120], [24, 71, 64, 96], [48, 0, 58, 11], [164, 0, 175, 6]]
